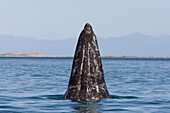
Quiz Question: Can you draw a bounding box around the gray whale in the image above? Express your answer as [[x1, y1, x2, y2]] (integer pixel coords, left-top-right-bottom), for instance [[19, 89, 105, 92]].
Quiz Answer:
[[63, 23, 110, 101]]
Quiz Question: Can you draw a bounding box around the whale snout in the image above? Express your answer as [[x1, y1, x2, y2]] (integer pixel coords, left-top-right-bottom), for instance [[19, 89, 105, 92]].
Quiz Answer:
[[84, 23, 93, 34]]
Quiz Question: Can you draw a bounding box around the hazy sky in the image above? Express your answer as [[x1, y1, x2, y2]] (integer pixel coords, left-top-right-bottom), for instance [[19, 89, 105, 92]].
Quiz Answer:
[[0, 0, 170, 40]]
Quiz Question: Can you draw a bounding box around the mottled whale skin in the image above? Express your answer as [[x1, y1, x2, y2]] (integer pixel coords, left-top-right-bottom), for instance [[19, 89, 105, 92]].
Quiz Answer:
[[63, 23, 110, 101]]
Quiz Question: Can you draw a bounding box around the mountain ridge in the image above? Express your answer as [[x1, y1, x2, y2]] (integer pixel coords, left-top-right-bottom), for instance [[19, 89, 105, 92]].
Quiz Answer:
[[0, 33, 170, 57]]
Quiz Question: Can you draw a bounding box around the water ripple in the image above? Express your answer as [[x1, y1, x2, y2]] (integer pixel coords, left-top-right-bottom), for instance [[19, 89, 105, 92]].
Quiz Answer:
[[0, 58, 170, 113]]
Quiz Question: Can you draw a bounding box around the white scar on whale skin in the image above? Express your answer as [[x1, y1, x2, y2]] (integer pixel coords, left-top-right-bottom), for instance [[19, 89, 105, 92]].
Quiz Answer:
[[86, 30, 91, 34], [96, 85, 99, 93], [87, 43, 90, 75], [92, 35, 99, 51], [80, 44, 85, 75]]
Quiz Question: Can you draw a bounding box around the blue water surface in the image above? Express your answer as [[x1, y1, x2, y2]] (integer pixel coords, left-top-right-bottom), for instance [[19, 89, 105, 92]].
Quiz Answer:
[[0, 57, 170, 113]]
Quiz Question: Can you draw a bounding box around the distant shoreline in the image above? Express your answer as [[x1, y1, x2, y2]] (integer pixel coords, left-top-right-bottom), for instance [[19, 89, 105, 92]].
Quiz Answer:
[[0, 52, 170, 59], [0, 55, 170, 59], [101, 56, 170, 59]]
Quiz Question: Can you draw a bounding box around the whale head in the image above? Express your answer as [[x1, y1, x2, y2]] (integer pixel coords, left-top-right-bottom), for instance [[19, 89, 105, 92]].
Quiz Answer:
[[63, 23, 111, 101]]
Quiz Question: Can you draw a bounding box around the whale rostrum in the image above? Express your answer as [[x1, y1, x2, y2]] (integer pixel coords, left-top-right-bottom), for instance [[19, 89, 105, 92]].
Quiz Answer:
[[63, 23, 111, 101]]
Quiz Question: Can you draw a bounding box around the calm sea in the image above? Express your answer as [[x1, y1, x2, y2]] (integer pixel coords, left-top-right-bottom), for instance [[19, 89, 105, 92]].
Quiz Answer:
[[0, 57, 170, 113]]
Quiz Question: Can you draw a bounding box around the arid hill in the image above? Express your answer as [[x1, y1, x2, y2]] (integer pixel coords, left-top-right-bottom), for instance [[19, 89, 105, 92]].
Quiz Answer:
[[0, 52, 47, 57]]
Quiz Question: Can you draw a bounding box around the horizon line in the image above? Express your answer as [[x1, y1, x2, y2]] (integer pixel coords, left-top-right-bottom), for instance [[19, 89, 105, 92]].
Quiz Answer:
[[1, 32, 170, 40]]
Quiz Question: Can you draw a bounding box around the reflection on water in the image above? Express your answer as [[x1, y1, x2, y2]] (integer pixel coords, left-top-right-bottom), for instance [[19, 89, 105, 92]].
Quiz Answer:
[[39, 95, 138, 112], [72, 102, 102, 113]]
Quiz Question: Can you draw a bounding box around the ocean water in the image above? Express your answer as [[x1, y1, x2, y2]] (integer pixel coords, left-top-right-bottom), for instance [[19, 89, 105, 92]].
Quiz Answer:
[[0, 57, 170, 113]]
